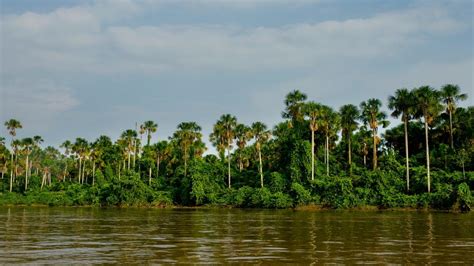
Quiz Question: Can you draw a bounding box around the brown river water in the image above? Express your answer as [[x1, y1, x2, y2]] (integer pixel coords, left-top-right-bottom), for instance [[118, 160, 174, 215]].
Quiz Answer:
[[0, 207, 473, 264]]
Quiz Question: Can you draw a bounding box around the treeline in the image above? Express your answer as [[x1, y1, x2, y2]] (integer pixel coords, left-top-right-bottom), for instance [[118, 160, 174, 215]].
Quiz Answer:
[[1, 85, 473, 211]]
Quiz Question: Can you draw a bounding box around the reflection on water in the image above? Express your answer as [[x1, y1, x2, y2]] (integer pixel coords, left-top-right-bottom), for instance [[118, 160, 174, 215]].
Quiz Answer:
[[0, 207, 473, 264]]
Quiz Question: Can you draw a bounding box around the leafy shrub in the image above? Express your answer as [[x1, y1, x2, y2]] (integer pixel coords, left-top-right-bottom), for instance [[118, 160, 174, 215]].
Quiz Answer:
[[269, 172, 287, 193], [290, 182, 311, 205], [456, 182, 472, 212]]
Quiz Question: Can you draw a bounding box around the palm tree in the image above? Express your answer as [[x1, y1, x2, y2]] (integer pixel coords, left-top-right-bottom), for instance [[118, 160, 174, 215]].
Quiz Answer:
[[4, 119, 22, 192], [210, 114, 237, 188], [283, 90, 308, 126], [388, 88, 414, 191], [440, 84, 468, 149], [360, 99, 389, 170], [21, 137, 34, 190], [413, 86, 442, 193], [234, 124, 252, 171], [142, 120, 158, 146], [72, 138, 88, 183], [152, 141, 169, 178], [11, 139, 21, 180], [60, 140, 72, 181], [251, 122, 271, 188], [0, 137, 7, 180], [320, 105, 340, 176], [31, 135, 43, 176], [91, 147, 101, 185], [120, 129, 137, 171], [303, 101, 322, 181], [172, 122, 202, 177], [339, 104, 359, 176]]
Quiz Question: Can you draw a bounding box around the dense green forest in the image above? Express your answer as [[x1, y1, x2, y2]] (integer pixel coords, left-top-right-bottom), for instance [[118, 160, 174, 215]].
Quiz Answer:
[[1, 85, 473, 211]]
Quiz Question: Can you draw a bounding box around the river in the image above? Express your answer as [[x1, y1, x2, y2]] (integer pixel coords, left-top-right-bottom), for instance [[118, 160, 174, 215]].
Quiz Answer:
[[0, 207, 473, 264]]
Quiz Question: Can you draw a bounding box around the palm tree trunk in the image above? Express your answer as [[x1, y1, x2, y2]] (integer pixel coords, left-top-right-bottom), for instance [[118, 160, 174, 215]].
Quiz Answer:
[[41, 172, 46, 189], [127, 150, 131, 171], [373, 128, 377, 170], [239, 151, 243, 172], [64, 163, 68, 182], [78, 157, 82, 184], [9, 153, 13, 192], [311, 129, 315, 181], [326, 134, 329, 176], [14, 152, 18, 180], [258, 147, 263, 188], [147, 133, 151, 146], [82, 160, 86, 184], [149, 167, 152, 186], [132, 140, 136, 169], [227, 146, 231, 188], [404, 117, 410, 192], [449, 110, 454, 149], [25, 154, 29, 191], [28, 160, 32, 178], [348, 135, 352, 176], [92, 161, 96, 186], [184, 146, 188, 177], [424, 119, 431, 193]]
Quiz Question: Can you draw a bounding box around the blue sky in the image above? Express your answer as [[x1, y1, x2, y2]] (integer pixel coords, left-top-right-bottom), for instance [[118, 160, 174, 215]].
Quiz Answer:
[[1, 0, 472, 153]]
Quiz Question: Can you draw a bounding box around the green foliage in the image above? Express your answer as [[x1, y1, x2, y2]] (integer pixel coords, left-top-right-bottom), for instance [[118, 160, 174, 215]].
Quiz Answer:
[[189, 160, 224, 205], [269, 172, 287, 193], [456, 183, 472, 212], [291, 182, 312, 205], [1, 87, 473, 211]]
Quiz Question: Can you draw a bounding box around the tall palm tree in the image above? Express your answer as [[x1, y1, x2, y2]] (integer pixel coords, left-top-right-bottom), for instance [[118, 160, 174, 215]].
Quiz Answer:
[[413, 86, 442, 193], [210, 114, 237, 188], [21, 137, 34, 190], [31, 135, 43, 176], [120, 129, 137, 171], [142, 120, 158, 146], [0, 137, 6, 180], [303, 101, 322, 181], [251, 122, 271, 188], [60, 140, 72, 181], [72, 138, 88, 184], [4, 119, 22, 192], [320, 105, 340, 176], [360, 99, 389, 170], [283, 90, 308, 127], [440, 84, 468, 149], [234, 124, 252, 172], [172, 122, 202, 177], [388, 88, 414, 191], [339, 104, 359, 176], [152, 141, 169, 178]]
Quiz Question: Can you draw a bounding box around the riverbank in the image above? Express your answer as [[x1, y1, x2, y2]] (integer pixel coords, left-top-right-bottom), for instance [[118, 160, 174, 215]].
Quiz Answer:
[[1, 191, 470, 213]]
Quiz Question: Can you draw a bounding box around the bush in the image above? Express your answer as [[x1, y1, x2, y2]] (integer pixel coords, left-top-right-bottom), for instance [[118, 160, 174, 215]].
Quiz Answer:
[[456, 183, 472, 212], [291, 182, 312, 205], [269, 172, 287, 193]]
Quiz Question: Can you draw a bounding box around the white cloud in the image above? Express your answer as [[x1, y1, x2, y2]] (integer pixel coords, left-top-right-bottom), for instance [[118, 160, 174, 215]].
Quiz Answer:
[[0, 0, 471, 147], [1, 2, 466, 76], [0, 79, 79, 130]]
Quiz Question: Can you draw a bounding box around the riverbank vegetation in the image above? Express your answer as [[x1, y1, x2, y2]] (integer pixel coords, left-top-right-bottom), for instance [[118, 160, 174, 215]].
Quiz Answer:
[[1, 85, 473, 211]]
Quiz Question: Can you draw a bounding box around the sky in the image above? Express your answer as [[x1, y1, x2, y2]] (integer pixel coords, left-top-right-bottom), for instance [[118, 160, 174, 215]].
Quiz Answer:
[[1, 0, 473, 153]]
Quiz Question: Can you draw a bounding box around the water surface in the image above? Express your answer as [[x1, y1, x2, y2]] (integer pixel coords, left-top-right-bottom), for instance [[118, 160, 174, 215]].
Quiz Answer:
[[1, 207, 473, 264]]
